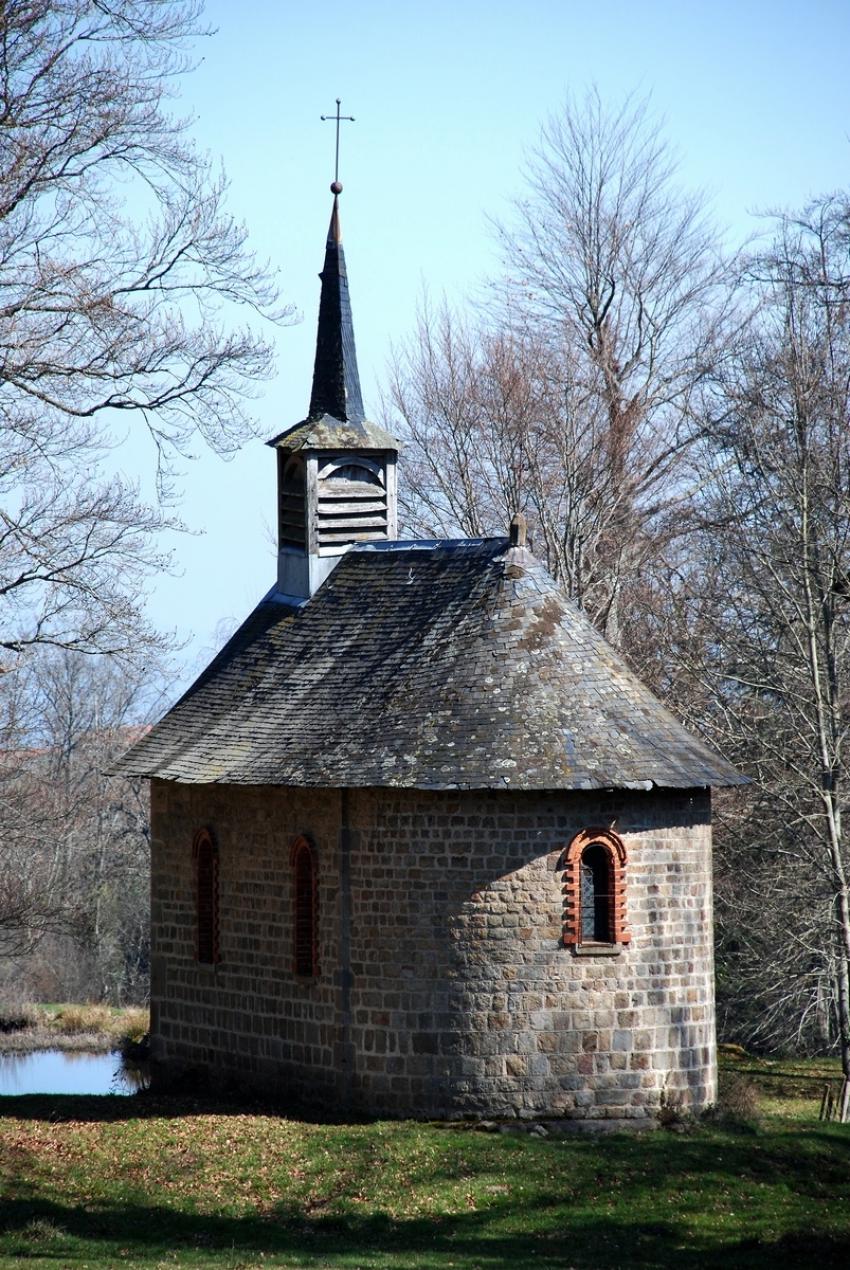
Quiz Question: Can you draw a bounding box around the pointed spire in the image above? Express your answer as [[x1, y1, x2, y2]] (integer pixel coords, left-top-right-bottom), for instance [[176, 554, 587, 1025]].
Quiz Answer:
[[308, 187, 365, 423]]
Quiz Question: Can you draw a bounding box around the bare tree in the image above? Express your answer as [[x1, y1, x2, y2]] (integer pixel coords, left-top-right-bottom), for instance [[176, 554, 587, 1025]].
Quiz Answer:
[[0, 648, 156, 997], [385, 301, 541, 540], [687, 195, 850, 1088], [497, 90, 733, 643], [0, 0, 290, 661], [387, 91, 729, 647], [0, 660, 65, 957]]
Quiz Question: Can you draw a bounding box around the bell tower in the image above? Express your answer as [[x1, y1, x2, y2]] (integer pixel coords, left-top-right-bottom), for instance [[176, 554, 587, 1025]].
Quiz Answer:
[[267, 182, 398, 600]]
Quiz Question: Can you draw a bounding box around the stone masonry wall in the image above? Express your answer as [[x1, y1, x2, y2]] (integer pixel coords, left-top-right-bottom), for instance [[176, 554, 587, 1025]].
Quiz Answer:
[[149, 781, 344, 1103], [150, 781, 715, 1120]]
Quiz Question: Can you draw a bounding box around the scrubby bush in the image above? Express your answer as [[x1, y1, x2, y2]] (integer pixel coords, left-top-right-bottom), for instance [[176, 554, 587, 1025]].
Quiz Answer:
[[706, 1070, 762, 1130], [112, 1007, 149, 1044], [657, 1089, 697, 1132], [0, 1001, 37, 1033], [52, 1004, 113, 1035]]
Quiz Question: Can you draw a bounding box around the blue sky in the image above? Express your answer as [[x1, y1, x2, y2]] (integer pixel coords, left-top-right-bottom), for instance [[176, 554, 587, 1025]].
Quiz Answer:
[[126, 0, 850, 689]]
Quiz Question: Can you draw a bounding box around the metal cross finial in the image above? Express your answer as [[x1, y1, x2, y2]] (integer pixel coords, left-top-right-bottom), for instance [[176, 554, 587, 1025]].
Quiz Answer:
[[320, 98, 355, 189]]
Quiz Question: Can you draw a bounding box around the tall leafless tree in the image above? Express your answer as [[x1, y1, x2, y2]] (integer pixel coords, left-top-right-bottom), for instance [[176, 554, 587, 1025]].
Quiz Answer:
[[685, 195, 850, 1080], [0, 0, 290, 663], [0, 648, 156, 997], [386, 301, 543, 540], [387, 91, 730, 648]]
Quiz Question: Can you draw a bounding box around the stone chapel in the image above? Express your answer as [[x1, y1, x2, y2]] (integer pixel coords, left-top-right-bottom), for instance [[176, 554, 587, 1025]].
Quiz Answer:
[[119, 183, 745, 1124]]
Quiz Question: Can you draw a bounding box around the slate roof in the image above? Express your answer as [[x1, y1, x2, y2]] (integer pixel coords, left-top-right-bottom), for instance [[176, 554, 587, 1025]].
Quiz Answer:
[[267, 413, 398, 453], [118, 538, 744, 790]]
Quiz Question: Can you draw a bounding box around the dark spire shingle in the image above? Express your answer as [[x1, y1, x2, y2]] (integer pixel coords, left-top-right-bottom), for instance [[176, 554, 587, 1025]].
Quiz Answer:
[[307, 196, 365, 423]]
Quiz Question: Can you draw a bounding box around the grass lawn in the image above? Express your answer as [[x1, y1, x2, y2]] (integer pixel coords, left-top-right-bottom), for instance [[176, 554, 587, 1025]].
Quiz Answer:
[[0, 1057, 847, 1269]]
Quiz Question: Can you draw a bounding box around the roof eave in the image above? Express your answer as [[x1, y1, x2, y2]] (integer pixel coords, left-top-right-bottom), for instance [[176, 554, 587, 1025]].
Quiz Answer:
[[265, 414, 399, 452]]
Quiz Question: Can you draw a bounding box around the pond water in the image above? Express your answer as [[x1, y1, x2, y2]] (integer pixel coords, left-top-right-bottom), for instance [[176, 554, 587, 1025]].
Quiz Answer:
[[0, 1049, 150, 1096]]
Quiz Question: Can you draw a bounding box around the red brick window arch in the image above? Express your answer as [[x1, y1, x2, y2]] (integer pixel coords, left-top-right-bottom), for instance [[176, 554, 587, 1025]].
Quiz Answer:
[[290, 836, 318, 977], [561, 828, 630, 947], [193, 828, 220, 964]]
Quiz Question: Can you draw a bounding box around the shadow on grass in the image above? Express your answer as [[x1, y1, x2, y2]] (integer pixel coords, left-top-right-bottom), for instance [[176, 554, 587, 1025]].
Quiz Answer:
[[0, 1092, 246, 1124], [1, 1190, 849, 1269], [0, 1089, 368, 1125], [2, 1124, 850, 1267]]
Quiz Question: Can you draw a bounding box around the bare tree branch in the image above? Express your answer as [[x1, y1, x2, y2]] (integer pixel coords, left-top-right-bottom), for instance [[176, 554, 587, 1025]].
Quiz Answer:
[[0, 1, 293, 662]]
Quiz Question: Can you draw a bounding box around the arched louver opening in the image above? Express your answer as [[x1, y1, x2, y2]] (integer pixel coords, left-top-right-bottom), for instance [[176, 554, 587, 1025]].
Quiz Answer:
[[316, 456, 388, 550], [278, 453, 307, 548], [193, 828, 220, 964], [561, 828, 630, 947], [291, 836, 318, 977]]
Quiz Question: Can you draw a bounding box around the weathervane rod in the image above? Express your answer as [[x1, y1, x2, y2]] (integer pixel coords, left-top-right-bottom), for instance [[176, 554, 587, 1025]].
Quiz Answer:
[[321, 97, 355, 186]]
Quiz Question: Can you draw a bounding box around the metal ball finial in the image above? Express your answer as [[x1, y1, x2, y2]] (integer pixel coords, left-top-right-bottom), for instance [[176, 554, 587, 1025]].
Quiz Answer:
[[330, 180, 343, 195]]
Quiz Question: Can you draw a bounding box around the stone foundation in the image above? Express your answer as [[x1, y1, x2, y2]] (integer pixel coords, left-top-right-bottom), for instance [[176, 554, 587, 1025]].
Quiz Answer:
[[150, 782, 716, 1119]]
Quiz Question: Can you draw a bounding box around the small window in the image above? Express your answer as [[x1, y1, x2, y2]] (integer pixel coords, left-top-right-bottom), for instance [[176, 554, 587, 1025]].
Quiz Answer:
[[317, 456, 384, 486], [562, 828, 630, 948], [291, 836, 318, 977], [321, 461, 383, 487], [580, 843, 612, 941], [193, 828, 220, 964]]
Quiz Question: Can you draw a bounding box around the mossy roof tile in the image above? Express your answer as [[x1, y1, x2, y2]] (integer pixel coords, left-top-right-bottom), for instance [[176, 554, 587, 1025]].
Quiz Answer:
[[118, 538, 745, 790]]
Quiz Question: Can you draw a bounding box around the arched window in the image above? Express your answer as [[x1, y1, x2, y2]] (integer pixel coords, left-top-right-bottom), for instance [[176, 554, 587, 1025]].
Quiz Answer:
[[580, 843, 611, 942], [193, 828, 220, 964], [561, 828, 630, 948], [290, 836, 318, 977]]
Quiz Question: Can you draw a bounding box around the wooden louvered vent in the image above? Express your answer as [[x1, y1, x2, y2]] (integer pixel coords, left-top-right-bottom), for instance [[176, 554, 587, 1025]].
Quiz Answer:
[[278, 454, 306, 548], [317, 456, 387, 552]]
